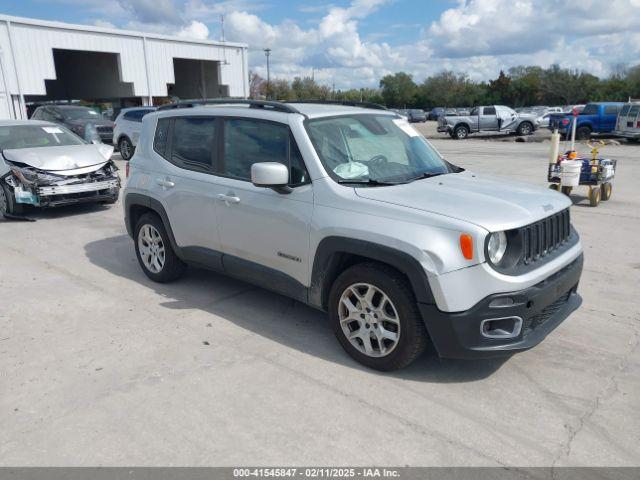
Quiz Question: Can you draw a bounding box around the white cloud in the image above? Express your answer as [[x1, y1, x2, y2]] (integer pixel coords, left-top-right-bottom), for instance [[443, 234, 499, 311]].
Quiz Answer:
[[177, 20, 210, 40], [71, 0, 640, 88]]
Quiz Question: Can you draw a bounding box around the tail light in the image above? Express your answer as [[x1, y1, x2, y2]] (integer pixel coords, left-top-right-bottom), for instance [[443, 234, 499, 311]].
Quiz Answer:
[[125, 162, 130, 178], [637, 121, 640, 128], [562, 118, 570, 126]]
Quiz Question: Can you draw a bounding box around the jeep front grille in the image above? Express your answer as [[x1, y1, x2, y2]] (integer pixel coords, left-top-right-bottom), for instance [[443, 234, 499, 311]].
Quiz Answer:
[[521, 209, 571, 265]]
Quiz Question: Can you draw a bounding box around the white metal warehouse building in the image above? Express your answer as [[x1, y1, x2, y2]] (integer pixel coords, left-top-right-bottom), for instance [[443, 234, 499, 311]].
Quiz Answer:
[[0, 14, 249, 120]]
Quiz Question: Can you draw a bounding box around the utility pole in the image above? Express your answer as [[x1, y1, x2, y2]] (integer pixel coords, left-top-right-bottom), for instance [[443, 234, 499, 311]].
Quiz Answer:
[[263, 48, 271, 99]]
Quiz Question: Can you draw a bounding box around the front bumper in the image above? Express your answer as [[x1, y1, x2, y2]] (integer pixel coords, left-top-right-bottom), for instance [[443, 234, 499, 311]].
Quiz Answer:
[[419, 254, 583, 359], [437, 125, 451, 133]]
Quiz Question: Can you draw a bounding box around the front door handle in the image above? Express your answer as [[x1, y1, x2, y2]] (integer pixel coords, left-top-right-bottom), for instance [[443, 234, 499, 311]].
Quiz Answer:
[[217, 193, 240, 205], [157, 178, 175, 189]]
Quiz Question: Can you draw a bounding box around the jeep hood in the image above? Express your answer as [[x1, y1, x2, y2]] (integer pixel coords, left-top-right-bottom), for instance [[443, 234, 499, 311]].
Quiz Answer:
[[3, 144, 114, 175], [355, 171, 572, 232]]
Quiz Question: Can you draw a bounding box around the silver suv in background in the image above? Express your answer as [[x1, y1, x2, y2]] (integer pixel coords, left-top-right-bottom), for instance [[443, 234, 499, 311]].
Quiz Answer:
[[123, 100, 583, 371], [113, 107, 157, 160]]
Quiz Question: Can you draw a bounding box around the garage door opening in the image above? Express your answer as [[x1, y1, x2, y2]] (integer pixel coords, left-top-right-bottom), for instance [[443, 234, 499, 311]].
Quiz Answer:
[[25, 49, 135, 103], [167, 58, 229, 100]]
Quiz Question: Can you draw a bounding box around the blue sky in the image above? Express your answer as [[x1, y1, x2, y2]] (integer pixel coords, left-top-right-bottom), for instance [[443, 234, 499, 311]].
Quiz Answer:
[[1, 0, 639, 88]]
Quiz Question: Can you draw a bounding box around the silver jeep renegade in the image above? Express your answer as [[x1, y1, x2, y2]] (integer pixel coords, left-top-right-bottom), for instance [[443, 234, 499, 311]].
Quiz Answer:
[[123, 100, 583, 371]]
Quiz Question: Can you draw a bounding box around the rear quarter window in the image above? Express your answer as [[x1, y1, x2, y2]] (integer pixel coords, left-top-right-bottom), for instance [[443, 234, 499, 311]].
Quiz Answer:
[[153, 118, 171, 159]]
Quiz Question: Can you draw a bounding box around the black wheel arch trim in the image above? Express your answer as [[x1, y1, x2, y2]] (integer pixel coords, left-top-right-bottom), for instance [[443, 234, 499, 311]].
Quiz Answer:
[[309, 236, 436, 310], [124, 193, 181, 255]]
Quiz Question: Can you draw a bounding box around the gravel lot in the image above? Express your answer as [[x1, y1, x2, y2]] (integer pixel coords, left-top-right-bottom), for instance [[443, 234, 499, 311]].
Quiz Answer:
[[1, 135, 639, 466]]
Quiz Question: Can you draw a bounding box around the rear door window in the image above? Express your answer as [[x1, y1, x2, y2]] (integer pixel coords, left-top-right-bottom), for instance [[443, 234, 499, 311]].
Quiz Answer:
[[483, 106, 496, 116], [581, 104, 598, 115], [171, 117, 217, 172], [604, 105, 620, 115]]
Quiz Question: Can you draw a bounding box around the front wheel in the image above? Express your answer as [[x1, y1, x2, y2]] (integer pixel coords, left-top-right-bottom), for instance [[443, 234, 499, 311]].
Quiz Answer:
[[516, 122, 533, 136], [601, 182, 612, 201], [135, 213, 186, 282], [453, 125, 469, 140], [589, 186, 601, 207], [0, 182, 24, 216], [328, 263, 429, 371], [118, 137, 134, 161]]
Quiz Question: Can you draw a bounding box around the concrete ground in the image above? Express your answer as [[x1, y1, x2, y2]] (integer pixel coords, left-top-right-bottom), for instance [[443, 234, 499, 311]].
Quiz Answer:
[[1, 136, 638, 467]]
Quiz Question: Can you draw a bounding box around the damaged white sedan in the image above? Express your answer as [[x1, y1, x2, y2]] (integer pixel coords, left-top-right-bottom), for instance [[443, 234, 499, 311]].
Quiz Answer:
[[0, 120, 120, 216]]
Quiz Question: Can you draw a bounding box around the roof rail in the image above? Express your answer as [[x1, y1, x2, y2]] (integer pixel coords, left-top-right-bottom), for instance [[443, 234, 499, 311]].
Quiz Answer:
[[288, 100, 388, 111], [157, 98, 303, 114]]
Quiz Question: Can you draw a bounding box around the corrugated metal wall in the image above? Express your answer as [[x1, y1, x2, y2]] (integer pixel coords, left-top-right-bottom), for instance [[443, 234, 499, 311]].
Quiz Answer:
[[0, 15, 248, 105]]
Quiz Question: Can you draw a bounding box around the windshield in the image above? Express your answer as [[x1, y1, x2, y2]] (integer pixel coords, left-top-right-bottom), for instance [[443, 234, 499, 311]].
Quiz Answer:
[[306, 114, 454, 184], [0, 125, 86, 151], [62, 108, 101, 120]]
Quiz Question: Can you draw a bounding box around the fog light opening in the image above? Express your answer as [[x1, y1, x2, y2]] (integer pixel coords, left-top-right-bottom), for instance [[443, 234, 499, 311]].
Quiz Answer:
[[489, 297, 515, 308], [480, 317, 523, 339]]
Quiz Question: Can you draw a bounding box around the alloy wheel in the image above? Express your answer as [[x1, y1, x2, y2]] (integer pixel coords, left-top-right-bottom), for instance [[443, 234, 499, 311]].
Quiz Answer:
[[138, 224, 166, 273], [120, 139, 133, 160], [338, 283, 401, 358]]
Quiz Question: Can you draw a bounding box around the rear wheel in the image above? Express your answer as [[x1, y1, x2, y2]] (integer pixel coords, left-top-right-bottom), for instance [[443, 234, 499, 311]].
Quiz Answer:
[[0, 182, 24, 216], [118, 137, 134, 161], [601, 182, 612, 201], [453, 125, 469, 140], [135, 213, 186, 282], [576, 126, 592, 140], [548, 184, 559, 191], [561, 186, 573, 196], [329, 263, 428, 371], [589, 186, 601, 207]]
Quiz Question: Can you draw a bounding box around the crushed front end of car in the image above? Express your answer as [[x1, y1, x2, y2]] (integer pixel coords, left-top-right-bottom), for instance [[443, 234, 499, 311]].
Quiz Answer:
[[4, 160, 120, 208]]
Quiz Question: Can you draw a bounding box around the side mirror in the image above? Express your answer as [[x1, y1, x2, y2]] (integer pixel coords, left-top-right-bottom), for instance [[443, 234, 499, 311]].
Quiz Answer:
[[251, 162, 291, 193]]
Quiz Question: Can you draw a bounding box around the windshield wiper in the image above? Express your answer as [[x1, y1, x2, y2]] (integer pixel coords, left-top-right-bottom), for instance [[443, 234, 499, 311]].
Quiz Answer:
[[406, 172, 447, 182], [337, 178, 404, 186]]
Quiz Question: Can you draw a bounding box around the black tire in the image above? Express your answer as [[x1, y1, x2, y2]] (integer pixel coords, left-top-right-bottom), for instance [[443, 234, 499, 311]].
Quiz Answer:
[[561, 186, 573, 196], [601, 182, 612, 201], [0, 182, 25, 215], [589, 186, 601, 207], [134, 212, 186, 282], [516, 121, 533, 136], [548, 184, 559, 191], [576, 126, 592, 140], [118, 137, 134, 161], [453, 125, 469, 140], [328, 263, 429, 371]]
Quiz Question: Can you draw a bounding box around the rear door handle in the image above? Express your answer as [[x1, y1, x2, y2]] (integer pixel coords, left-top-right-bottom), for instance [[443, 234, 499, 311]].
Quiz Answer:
[[217, 193, 240, 205]]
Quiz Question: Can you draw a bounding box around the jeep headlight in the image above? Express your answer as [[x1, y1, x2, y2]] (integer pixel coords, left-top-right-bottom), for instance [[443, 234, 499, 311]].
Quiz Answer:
[[487, 231, 507, 264]]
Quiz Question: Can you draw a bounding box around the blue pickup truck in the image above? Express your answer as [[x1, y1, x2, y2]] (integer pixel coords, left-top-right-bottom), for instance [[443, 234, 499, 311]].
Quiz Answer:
[[548, 102, 624, 139]]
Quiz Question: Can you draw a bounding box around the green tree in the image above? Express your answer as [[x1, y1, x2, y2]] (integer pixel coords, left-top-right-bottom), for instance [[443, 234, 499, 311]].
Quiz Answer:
[[379, 72, 417, 108]]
